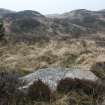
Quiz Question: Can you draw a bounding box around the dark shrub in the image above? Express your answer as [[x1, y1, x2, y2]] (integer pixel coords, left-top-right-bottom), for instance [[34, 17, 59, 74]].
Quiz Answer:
[[0, 71, 22, 105], [28, 79, 55, 102], [57, 78, 105, 96], [57, 78, 78, 93], [75, 79, 105, 96], [0, 22, 5, 40], [91, 62, 105, 80]]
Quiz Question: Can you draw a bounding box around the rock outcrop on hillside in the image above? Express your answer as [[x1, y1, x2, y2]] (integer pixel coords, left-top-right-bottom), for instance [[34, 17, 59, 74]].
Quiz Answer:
[[19, 68, 99, 91]]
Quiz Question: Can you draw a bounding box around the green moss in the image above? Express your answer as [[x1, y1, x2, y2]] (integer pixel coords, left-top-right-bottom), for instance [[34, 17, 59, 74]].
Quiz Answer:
[[91, 62, 105, 80], [62, 53, 77, 67], [18, 70, 31, 76]]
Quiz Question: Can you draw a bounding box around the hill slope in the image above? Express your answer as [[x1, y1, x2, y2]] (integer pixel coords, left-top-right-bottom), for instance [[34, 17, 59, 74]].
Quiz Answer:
[[0, 8, 14, 19], [0, 9, 105, 41]]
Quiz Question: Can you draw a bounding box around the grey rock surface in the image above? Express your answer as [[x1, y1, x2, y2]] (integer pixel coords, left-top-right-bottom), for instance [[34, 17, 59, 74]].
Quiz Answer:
[[19, 68, 98, 91]]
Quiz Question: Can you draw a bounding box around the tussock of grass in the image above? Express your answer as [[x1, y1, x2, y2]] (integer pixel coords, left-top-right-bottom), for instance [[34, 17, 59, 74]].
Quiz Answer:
[[91, 62, 105, 80], [68, 91, 102, 105], [61, 53, 77, 67], [36, 51, 58, 65]]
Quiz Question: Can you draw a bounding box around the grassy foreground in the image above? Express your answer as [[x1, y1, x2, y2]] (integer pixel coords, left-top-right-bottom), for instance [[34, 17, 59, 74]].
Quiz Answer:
[[0, 70, 105, 105], [0, 38, 105, 105]]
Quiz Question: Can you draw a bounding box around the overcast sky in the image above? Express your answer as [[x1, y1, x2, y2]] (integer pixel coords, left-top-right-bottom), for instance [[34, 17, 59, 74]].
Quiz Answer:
[[0, 0, 105, 14]]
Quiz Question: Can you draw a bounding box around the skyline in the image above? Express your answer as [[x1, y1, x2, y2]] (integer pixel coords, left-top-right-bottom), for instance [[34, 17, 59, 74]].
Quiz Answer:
[[0, 0, 105, 14]]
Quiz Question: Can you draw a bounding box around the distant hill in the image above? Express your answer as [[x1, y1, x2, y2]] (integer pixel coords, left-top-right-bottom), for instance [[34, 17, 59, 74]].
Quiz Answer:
[[0, 8, 14, 19], [48, 9, 105, 31], [1, 9, 105, 41]]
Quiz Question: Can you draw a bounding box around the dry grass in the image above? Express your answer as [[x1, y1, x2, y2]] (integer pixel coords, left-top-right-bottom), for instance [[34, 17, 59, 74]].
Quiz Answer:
[[0, 39, 101, 72]]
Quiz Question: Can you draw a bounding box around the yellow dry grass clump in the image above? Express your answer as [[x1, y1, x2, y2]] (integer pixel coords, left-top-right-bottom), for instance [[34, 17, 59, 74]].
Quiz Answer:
[[0, 39, 104, 72]]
